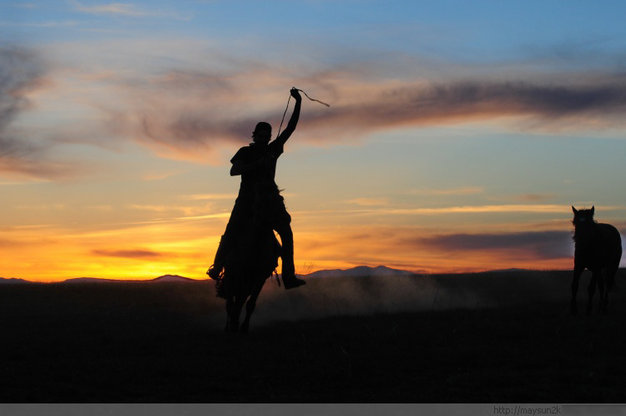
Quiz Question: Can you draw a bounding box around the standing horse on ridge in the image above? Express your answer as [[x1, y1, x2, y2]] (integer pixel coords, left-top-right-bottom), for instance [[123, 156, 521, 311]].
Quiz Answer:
[[571, 206, 622, 315]]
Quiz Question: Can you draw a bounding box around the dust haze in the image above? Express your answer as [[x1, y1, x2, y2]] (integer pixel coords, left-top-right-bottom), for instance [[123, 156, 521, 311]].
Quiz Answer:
[[204, 271, 572, 328]]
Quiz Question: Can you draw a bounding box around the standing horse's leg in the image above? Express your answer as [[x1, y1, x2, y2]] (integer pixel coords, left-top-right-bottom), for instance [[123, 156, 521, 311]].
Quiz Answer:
[[597, 269, 607, 314], [604, 257, 620, 314], [571, 265, 583, 315], [587, 269, 598, 315], [240, 279, 265, 334]]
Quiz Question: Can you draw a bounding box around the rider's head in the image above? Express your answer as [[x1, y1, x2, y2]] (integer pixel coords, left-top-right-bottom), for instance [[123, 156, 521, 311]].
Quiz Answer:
[[252, 122, 272, 145]]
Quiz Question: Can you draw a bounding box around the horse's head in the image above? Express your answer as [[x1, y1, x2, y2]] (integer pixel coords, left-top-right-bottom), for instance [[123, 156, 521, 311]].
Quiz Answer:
[[572, 205, 595, 228]]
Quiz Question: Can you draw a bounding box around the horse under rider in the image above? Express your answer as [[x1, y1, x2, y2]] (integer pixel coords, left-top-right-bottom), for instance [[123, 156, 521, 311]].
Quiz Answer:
[[208, 88, 306, 290]]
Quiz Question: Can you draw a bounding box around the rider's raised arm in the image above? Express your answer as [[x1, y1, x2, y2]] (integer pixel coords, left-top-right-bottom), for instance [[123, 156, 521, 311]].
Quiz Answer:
[[274, 88, 302, 147]]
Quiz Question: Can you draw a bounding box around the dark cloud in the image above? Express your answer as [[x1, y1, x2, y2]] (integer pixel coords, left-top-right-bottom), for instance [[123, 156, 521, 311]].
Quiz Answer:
[[1, 47, 44, 139], [299, 78, 626, 137], [0, 46, 70, 178], [417, 231, 573, 260], [143, 116, 252, 147], [92, 249, 164, 259], [137, 74, 626, 156]]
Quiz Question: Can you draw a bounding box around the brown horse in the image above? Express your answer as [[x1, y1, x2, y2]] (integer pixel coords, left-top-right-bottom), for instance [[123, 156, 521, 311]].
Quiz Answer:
[[218, 223, 281, 333], [571, 206, 622, 315]]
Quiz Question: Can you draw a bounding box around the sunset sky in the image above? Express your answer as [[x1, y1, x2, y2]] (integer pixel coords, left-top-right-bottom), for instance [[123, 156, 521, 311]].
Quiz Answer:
[[2, 1, 626, 282]]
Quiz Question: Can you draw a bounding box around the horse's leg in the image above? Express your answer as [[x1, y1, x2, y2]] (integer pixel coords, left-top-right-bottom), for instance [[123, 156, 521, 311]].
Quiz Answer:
[[225, 296, 235, 332], [606, 263, 617, 293], [571, 265, 583, 315], [605, 270, 614, 313], [603, 261, 619, 314], [231, 295, 248, 332], [225, 295, 245, 333], [587, 269, 598, 315], [226, 296, 243, 332], [241, 279, 265, 334], [597, 269, 607, 314]]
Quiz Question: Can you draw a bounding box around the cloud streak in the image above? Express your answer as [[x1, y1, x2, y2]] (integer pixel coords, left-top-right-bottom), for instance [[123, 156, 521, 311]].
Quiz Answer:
[[0, 46, 80, 179], [350, 204, 582, 216], [300, 78, 626, 138], [0, 47, 45, 174], [10, 40, 626, 170], [70, 1, 183, 18], [125, 71, 626, 161], [92, 249, 164, 259], [417, 231, 573, 260]]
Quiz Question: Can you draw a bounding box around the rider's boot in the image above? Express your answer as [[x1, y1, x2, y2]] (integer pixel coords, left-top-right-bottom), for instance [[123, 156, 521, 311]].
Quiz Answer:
[[282, 269, 305, 289]]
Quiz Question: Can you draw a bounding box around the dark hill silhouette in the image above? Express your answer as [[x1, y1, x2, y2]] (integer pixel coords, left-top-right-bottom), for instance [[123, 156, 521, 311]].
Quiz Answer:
[[150, 275, 197, 283], [63, 277, 127, 284], [305, 265, 414, 279], [62, 275, 200, 284], [0, 277, 32, 284], [2, 267, 415, 284]]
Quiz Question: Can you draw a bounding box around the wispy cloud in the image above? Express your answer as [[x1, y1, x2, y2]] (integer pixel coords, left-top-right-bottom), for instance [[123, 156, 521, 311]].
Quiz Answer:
[[417, 231, 573, 260], [70, 1, 190, 19], [372, 204, 576, 215], [71, 1, 155, 17], [92, 248, 164, 259], [0, 46, 75, 179], [408, 187, 485, 196], [299, 78, 626, 139], [0, 20, 80, 28], [514, 193, 556, 202], [182, 193, 236, 201], [10, 40, 626, 172], [345, 197, 389, 207], [128, 73, 626, 161]]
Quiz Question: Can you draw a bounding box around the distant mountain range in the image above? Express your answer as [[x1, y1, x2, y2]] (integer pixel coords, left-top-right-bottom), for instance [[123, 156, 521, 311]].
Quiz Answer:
[[305, 265, 414, 279], [0, 267, 415, 284], [0, 277, 32, 284], [0, 274, 199, 284]]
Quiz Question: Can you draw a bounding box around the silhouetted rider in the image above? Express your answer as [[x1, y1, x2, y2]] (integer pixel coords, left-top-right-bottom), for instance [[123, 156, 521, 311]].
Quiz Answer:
[[208, 88, 305, 289]]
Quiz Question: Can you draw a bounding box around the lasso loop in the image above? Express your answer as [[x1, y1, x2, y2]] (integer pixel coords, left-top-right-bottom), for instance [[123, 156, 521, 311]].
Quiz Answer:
[[277, 88, 330, 137]]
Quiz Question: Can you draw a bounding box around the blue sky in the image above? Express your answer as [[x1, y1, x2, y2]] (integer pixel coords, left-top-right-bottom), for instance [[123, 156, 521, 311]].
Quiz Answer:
[[2, 1, 626, 280]]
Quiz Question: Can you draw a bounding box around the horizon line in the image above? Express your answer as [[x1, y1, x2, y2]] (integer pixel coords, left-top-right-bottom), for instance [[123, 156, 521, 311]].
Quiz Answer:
[[0, 266, 600, 284]]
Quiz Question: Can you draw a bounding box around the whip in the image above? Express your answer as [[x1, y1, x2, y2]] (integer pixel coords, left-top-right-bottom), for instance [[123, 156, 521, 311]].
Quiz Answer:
[[277, 87, 330, 137]]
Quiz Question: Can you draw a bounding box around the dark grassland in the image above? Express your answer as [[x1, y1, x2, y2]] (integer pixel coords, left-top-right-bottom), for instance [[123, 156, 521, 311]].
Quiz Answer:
[[1, 270, 626, 402]]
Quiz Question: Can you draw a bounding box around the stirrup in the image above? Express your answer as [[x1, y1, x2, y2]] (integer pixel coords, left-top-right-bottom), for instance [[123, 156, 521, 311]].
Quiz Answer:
[[207, 264, 223, 280]]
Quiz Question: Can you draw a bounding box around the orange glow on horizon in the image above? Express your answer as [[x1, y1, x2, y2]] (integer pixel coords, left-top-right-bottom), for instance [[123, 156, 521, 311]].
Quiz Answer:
[[1, 217, 577, 282]]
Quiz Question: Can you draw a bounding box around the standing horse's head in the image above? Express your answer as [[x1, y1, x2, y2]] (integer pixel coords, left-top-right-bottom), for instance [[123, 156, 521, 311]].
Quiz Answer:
[[572, 206, 595, 227]]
